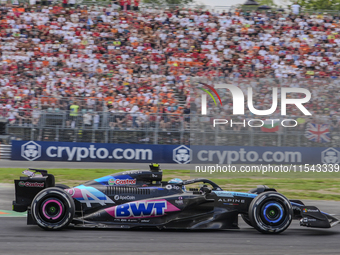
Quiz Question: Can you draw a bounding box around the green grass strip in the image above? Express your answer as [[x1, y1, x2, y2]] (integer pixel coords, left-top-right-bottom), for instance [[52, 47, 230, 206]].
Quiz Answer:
[[1, 168, 340, 201]]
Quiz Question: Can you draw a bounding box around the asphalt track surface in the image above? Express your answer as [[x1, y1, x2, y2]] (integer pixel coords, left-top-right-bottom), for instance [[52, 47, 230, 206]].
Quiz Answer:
[[1, 161, 340, 254], [1, 184, 340, 255]]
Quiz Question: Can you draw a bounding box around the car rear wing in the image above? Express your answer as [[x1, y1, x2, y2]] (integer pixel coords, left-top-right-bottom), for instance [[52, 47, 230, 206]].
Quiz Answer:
[[12, 169, 55, 212]]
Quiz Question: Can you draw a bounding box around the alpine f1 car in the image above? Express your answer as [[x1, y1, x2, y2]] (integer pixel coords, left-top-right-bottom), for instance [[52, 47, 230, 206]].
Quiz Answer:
[[13, 164, 340, 234]]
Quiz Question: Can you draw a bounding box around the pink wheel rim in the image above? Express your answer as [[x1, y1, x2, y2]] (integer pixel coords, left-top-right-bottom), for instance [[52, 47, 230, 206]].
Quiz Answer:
[[42, 199, 63, 220]]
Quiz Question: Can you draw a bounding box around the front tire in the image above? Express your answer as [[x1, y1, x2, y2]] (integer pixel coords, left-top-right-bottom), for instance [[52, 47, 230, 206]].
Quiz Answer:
[[241, 214, 252, 227], [31, 187, 75, 230], [242, 185, 274, 228], [248, 191, 292, 234]]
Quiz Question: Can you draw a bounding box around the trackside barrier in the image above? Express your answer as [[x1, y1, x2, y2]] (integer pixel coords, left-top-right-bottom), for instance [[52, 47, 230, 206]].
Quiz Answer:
[[10, 140, 340, 165]]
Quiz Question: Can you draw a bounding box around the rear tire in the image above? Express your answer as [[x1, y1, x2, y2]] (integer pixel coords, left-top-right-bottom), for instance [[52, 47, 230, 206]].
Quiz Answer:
[[248, 191, 292, 234], [31, 187, 75, 230], [55, 184, 70, 190]]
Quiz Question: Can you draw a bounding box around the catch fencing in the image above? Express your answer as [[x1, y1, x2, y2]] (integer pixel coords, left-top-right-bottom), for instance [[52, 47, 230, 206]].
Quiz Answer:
[[3, 76, 340, 146], [6, 109, 191, 145], [3, 108, 335, 147]]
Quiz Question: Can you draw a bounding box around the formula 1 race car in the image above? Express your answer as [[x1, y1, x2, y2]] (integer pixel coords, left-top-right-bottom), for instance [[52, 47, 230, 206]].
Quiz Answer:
[[13, 164, 340, 234]]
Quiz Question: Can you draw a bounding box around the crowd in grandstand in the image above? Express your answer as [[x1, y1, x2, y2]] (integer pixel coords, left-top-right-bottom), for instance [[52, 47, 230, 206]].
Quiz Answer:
[[0, 2, 340, 131]]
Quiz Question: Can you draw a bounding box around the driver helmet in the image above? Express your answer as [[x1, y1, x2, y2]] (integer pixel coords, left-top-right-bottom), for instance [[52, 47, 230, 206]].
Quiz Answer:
[[168, 178, 183, 184], [168, 178, 186, 191]]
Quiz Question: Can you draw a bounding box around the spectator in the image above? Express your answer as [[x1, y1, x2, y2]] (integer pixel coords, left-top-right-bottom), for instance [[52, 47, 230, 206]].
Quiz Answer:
[[126, 0, 131, 10], [129, 103, 139, 128], [133, 0, 139, 11], [1, 2, 340, 136], [93, 113, 100, 129], [137, 109, 147, 128], [120, 0, 125, 11], [183, 105, 190, 129], [330, 115, 339, 131], [68, 102, 80, 128], [112, 0, 119, 9], [109, 109, 117, 129], [291, 2, 301, 15], [7, 109, 17, 125], [116, 110, 126, 130], [69, 0, 76, 7], [32, 107, 41, 127], [83, 111, 92, 128]]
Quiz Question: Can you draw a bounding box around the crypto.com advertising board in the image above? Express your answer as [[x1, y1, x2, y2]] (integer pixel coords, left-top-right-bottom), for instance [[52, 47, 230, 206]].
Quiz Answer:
[[11, 141, 340, 165]]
